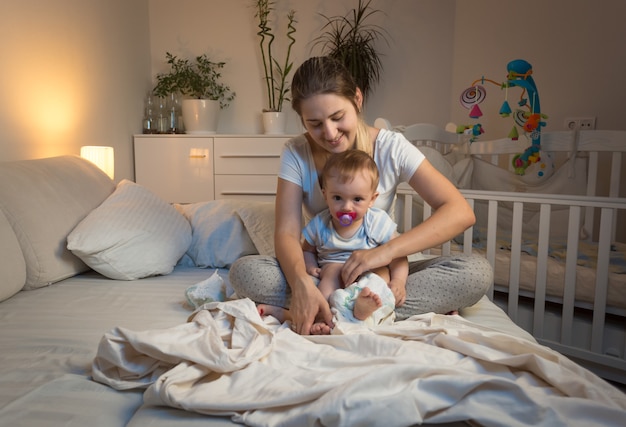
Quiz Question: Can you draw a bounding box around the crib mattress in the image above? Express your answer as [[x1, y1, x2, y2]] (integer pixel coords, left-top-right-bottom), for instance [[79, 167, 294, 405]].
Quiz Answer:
[[490, 245, 626, 312]]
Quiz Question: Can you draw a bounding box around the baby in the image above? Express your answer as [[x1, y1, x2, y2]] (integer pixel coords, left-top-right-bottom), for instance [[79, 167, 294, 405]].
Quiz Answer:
[[259, 149, 408, 333]]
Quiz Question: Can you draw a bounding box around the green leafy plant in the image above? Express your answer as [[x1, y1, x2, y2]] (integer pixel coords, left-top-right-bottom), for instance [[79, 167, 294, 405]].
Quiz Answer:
[[312, 0, 389, 100], [254, 0, 297, 112], [153, 52, 235, 109]]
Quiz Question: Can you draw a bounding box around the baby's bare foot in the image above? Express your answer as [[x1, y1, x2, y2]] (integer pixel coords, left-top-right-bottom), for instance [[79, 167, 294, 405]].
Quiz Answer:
[[353, 287, 382, 320], [310, 322, 332, 335], [257, 304, 291, 322]]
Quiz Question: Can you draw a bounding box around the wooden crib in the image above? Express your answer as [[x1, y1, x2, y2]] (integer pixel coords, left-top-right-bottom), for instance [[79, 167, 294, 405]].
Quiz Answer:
[[381, 119, 626, 384]]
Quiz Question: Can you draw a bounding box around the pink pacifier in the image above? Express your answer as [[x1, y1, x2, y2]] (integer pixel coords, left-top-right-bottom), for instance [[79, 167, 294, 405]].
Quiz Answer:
[[336, 211, 357, 226]]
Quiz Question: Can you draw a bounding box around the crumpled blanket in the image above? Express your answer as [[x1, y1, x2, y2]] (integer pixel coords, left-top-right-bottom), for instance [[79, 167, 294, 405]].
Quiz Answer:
[[92, 298, 626, 427]]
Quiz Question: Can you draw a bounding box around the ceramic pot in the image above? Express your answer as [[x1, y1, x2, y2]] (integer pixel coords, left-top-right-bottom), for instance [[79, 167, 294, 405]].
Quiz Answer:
[[182, 99, 220, 134], [262, 111, 287, 135]]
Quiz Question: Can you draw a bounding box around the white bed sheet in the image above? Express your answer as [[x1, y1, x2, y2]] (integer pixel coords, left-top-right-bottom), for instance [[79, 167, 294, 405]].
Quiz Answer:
[[0, 265, 594, 426]]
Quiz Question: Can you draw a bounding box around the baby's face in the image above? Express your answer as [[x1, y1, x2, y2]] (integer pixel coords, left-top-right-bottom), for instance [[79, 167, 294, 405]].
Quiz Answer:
[[323, 170, 376, 227]]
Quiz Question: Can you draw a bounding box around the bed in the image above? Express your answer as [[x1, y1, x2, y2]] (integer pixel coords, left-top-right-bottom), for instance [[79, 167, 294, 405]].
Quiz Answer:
[[0, 155, 624, 426], [377, 118, 626, 385]]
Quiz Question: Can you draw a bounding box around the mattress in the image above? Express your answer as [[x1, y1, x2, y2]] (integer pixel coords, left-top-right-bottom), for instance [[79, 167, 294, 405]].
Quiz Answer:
[[0, 266, 547, 426]]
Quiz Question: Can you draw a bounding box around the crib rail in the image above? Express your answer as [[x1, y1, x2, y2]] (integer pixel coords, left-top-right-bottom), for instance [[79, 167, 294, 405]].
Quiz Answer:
[[467, 130, 626, 242], [396, 183, 626, 383]]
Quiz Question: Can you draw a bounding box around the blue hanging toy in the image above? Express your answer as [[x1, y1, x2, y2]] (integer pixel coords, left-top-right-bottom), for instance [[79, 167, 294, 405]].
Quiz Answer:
[[459, 59, 549, 176]]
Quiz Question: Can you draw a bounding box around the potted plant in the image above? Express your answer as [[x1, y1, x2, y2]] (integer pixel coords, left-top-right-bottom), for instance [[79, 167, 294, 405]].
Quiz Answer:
[[254, 0, 297, 134], [312, 0, 389, 101], [153, 52, 236, 134]]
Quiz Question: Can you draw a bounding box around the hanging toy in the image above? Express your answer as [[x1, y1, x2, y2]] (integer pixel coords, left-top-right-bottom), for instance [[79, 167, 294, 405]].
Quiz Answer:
[[459, 59, 550, 175], [337, 211, 357, 226], [469, 124, 484, 142], [499, 83, 512, 117], [522, 112, 548, 133], [459, 84, 487, 138], [499, 100, 512, 117], [460, 85, 487, 111], [513, 109, 528, 128], [469, 104, 483, 118]]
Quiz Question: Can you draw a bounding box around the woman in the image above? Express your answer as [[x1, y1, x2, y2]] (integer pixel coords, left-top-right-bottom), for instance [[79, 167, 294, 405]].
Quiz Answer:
[[230, 56, 492, 335]]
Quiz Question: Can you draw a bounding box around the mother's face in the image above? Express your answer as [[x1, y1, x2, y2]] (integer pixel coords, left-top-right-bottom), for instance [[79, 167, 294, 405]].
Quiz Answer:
[[299, 93, 361, 154]]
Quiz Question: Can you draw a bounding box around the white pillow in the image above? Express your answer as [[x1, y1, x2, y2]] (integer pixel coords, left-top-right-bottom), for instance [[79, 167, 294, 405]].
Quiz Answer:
[[235, 202, 275, 257], [0, 156, 115, 290], [0, 208, 25, 301], [176, 200, 259, 268], [67, 180, 192, 280]]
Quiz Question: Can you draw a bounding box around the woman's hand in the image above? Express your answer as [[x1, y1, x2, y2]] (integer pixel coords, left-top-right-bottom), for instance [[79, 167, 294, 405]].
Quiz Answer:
[[341, 246, 392, 286], [289, 278, 333, 335]]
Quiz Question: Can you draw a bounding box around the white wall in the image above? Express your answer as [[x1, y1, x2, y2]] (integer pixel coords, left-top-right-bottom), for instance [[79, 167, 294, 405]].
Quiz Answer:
[[0, 0, 151, 181], [451, 0, 626, 136], [147, 0, 455, 135], [1, 0, 624, 188]]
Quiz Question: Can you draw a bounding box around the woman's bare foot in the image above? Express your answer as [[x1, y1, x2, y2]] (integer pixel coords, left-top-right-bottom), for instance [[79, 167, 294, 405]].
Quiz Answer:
[[310, 322, 332, 335], [257, 304, 291, 322], [353, 287, 382, 321]]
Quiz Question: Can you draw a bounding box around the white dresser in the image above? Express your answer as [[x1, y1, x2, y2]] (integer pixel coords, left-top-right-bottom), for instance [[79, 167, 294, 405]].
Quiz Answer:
[[134, 134, 291, 203]]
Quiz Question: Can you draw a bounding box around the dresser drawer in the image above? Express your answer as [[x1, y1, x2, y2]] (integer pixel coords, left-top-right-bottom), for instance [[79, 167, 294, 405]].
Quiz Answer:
[[214, 137, 285, 175], [134, 136, 214, 203], [214, 175, 277, 202]]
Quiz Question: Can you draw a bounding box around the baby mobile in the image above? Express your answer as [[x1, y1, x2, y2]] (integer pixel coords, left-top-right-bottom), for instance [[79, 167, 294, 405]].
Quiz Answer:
[[459, 59, 551, 179]]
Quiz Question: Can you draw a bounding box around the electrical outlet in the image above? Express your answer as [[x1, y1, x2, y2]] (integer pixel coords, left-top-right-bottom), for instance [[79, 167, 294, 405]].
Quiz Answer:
[[564, 117, 596, 130]]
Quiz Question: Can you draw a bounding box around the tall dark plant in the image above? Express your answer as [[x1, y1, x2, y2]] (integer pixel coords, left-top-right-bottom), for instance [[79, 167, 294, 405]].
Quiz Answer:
[[313, 0, 389, 100], [254, 0, 297, 112]]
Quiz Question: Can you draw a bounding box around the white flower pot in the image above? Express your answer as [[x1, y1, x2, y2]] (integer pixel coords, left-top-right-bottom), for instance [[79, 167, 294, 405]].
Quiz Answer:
[[262, 111, 287, 135], [182, 99, 220, 134]]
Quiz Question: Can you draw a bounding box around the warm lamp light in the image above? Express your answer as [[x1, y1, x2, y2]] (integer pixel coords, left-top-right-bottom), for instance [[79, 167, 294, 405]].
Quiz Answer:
[[80, 146, 115, 180]]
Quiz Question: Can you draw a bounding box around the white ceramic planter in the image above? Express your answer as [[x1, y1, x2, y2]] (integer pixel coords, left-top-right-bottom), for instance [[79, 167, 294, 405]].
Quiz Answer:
[[182, 99, 220, 134], [262, 111, 287, 135]]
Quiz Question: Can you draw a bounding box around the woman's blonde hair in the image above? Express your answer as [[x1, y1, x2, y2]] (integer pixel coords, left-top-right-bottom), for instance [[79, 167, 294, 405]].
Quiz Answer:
[[291, 56, 372, 155]]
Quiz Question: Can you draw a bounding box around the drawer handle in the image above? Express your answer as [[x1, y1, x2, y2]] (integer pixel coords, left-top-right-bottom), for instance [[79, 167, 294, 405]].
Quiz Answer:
[[219, 191, 276, 196], [189, 155, 207, 159], [220, 154, 279, 159]]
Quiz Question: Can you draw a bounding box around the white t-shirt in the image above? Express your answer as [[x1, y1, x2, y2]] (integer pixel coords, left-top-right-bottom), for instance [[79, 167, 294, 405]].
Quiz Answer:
[[278, 128, 425, 221], [302, 207, 397, 265]]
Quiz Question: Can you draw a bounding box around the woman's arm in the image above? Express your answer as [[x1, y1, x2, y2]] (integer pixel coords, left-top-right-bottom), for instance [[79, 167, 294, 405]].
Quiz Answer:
[[302, 240, 321, 277], [341, 159, 474, 285], [399, 159, 475, 251], [274, 178, 333, 334]]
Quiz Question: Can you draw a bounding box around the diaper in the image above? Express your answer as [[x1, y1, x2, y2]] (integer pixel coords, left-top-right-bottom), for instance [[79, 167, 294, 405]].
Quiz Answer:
[[329, 272, 396, 327]]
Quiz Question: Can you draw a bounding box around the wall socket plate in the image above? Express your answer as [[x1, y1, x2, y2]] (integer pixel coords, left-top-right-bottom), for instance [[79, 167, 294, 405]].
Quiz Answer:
[[564, 117, 596, 130]]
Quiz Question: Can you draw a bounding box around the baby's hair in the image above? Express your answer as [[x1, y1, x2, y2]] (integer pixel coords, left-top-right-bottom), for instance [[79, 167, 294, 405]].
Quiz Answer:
[[321, 150, 379, 192]]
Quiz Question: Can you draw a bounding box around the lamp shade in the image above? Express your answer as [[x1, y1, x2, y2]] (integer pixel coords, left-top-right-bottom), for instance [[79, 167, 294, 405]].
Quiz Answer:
[[80, 146, 114, 180]]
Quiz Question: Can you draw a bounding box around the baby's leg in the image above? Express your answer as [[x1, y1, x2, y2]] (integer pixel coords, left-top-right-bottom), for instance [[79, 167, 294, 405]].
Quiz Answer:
[[308, 263, 344, 335], [353, 287, 383, 321], [317, 263, 344, 299], [371, 266, 390, 283], [257, 304, 291, 322]]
